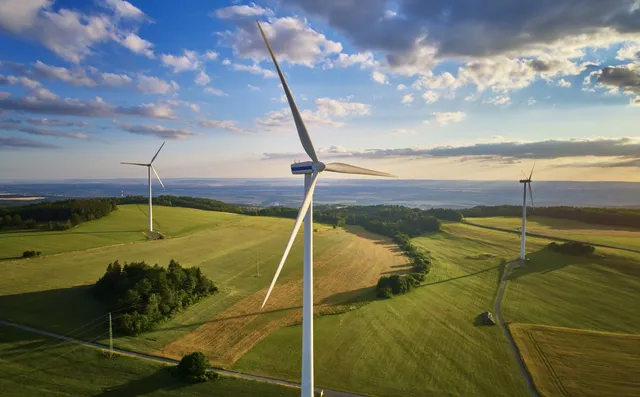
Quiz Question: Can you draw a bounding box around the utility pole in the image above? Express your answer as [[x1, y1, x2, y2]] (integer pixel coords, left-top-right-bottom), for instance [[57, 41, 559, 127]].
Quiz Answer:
[[108, 312, 113, 357]]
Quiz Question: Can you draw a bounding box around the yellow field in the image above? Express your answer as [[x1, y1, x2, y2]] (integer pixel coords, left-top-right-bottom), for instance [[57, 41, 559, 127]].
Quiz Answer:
[[159, 226, 409, 367], [510, 324, 640, 397]]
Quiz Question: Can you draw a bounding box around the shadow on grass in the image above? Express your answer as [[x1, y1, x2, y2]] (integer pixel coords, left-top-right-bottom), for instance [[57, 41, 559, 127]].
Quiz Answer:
[[93, 367, 186, 397], [530, 216, 638, 233], [320, 286, 375, 306], [417, 265, 499, 288]]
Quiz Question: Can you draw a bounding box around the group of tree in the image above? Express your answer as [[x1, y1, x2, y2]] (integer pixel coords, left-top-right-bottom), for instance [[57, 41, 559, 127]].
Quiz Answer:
[[461, 205, 640, 229], [376, 232, 432, 299], [0, 199, 117, 231], [171, 352, 219, 383], [93, 259, 218, 335], [548, 241, 596, 256], [22, 250, 41, 258], [117, 195, 247, 215]]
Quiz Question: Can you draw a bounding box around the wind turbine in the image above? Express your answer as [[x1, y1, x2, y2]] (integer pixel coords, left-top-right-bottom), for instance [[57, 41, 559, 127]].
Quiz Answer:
[[256, 21, 395, 397], [120, 142, 166, 232], [519, 164, 535, 260]]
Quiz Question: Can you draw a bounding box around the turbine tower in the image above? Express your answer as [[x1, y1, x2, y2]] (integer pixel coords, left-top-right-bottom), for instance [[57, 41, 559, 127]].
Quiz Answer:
[[519, 164, 535, 260], [120, 142, 166, 232], [256, 21, 395, 397]]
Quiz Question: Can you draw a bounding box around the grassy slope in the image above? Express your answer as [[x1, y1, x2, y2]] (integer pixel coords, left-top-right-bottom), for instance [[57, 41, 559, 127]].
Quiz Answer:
[[502, 247, 640, 334], [233, 223, 551, 397], [467, 216, 640, 251], [0, 324, 297, 397], [510, 324, 640, 397], [0, 206, 339, 354], [0, 204, 242, 260]]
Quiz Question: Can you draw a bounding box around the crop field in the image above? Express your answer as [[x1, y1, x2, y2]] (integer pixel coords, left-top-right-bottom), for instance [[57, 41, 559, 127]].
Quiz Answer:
[[510, 324, 640, 397], [502, 247, 640, 334], [232, 223, 553, 397], [466, 216, 640, 251], [0, 204, 243, 260], [0, 324, 297, 397]]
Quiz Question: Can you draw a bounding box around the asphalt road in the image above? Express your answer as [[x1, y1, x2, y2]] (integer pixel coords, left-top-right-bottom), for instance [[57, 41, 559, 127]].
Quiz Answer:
[[0, 319, 366, 397]]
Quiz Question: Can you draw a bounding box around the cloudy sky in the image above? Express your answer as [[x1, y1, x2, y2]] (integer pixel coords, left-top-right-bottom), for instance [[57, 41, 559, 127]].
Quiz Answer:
[[1, 0, 639, 181]]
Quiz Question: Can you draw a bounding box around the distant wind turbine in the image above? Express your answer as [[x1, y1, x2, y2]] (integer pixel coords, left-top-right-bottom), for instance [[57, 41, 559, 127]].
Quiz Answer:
[[120, 142, 166, 232], [256, 20, 395, 397], [519, 163, 535, 260]]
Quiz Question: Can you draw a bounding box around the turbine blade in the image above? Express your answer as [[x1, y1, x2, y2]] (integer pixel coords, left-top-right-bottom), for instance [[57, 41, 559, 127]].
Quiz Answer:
[[528, 182, 534, 209], [120, 162, 148, 166], [150, 141, 165, 164], [529, 161, 536, 180], [262, 172, 320, 308], [151, 165, 165, 190], [256, 21, 318, 163], [325, 162, 396, 178]]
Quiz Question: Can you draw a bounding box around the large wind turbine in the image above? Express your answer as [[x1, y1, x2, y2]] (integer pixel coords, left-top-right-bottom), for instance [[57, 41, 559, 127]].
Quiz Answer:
[[120, 142, 166, 232], [256, 21, 395, 397], [519, 164, 535, 260]]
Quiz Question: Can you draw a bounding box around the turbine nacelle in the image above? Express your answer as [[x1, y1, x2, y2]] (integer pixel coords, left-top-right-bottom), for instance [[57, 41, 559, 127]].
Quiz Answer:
[[291, 161, 326, 175]]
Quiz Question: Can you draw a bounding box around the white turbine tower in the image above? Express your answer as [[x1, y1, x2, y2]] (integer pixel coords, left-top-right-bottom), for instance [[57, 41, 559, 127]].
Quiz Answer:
[[120, 142, 166, 232], [519, 164, 535, 260], [256, 21, 395, 397]]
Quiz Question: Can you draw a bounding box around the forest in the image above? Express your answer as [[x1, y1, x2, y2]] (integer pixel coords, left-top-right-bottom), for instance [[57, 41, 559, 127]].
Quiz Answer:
[[93, 259, 218, 335], [0, 198, 117, 230], [460, 205, 640, 229]]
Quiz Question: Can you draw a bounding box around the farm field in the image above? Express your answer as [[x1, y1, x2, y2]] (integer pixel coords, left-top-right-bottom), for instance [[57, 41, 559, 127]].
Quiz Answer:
[[0, 204, 243, 260], [233, 223, 552, 397], [466, 216, 640, 251], [510, 324, 640, 397], [0, 324, 297, 397]]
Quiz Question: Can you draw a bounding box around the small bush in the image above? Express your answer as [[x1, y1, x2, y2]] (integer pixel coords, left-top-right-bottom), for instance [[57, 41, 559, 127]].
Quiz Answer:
[[172, 352, 219, 382], [22, 250, 41, 258]]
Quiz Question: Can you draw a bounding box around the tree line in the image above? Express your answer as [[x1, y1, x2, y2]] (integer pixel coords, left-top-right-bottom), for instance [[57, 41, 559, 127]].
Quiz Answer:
[[0, 198, 117, 231], [93, 259, 218, 335], [461, 205, 640, 229]]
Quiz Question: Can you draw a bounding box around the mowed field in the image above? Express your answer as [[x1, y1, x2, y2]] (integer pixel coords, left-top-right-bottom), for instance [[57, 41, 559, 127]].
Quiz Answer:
[[0, 324, 297, 397], [466, 216, 640, 252], [510, 324, 640, 397], [232, 223, 552, 397], [0, 204, 242, 260]]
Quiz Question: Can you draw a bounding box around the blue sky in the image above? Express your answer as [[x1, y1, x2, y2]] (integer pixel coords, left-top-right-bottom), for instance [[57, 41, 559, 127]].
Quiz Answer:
[[1, 0, 640, 181]]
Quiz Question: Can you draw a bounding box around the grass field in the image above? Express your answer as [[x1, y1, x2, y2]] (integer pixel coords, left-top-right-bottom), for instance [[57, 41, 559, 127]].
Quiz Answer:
[[466, 216, 640, 251], [510, 324, 640, 397], [502, 247, 640, 334], [233, 223, 554, 397], [0, 324, 297, 397], [0, 204, 243, 260]]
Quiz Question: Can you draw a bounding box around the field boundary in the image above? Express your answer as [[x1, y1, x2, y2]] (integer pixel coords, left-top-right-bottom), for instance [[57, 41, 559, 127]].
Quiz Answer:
[[0, 319, 366, 397], [464, 220, 640, 254]]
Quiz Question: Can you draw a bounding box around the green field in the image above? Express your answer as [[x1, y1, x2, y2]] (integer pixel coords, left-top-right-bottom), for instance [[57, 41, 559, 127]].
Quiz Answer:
[[0, 205, 243, 260], [510, 324, 640, 397], [466, 216, 640, 251], [233, 223, 553, 397], [0, 324, 297, 397]]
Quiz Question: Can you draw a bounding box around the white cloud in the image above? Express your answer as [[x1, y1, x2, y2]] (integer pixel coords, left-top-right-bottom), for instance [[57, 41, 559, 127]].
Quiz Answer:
[[401, 93, 414, 105], [204, 87, 227, 96], [27, 87, 59, 101], [115, 121, 199, 140], [396, 84, 407, 91], [194, 71, 211, 86], [118, 33, 154, 58], [327, 52, 377, 69], [413, 71, 459, 91], [392, 128, 415, 134], [0, 0, 48, 33], [100, 72, 132, 87], [425, 112, 466, 125], [33, 61, 96, 87], [557, 78, 572, 88], [0, 74, 41, 89], [199, 119, 247, 133], [483, 96, 511, 105], [616, 43, 640, 60], [0, 120, 87, 139], [218, 17, 342, 67], [230, 63, 276, 78], [161, 49, 201, 73], [214, 3, 274, 19], [222, 59, 231, 65], [103, 0, 146, 20], [315, 98, 371, 116], [257, 97, 371, 130], [204, 50, 219, 61], [422, 90, 440, 104], [247, 84, 260, 91], [371, 70, 389, 84], [137, 75, 179, 94], [528, 97, 537, 106]]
